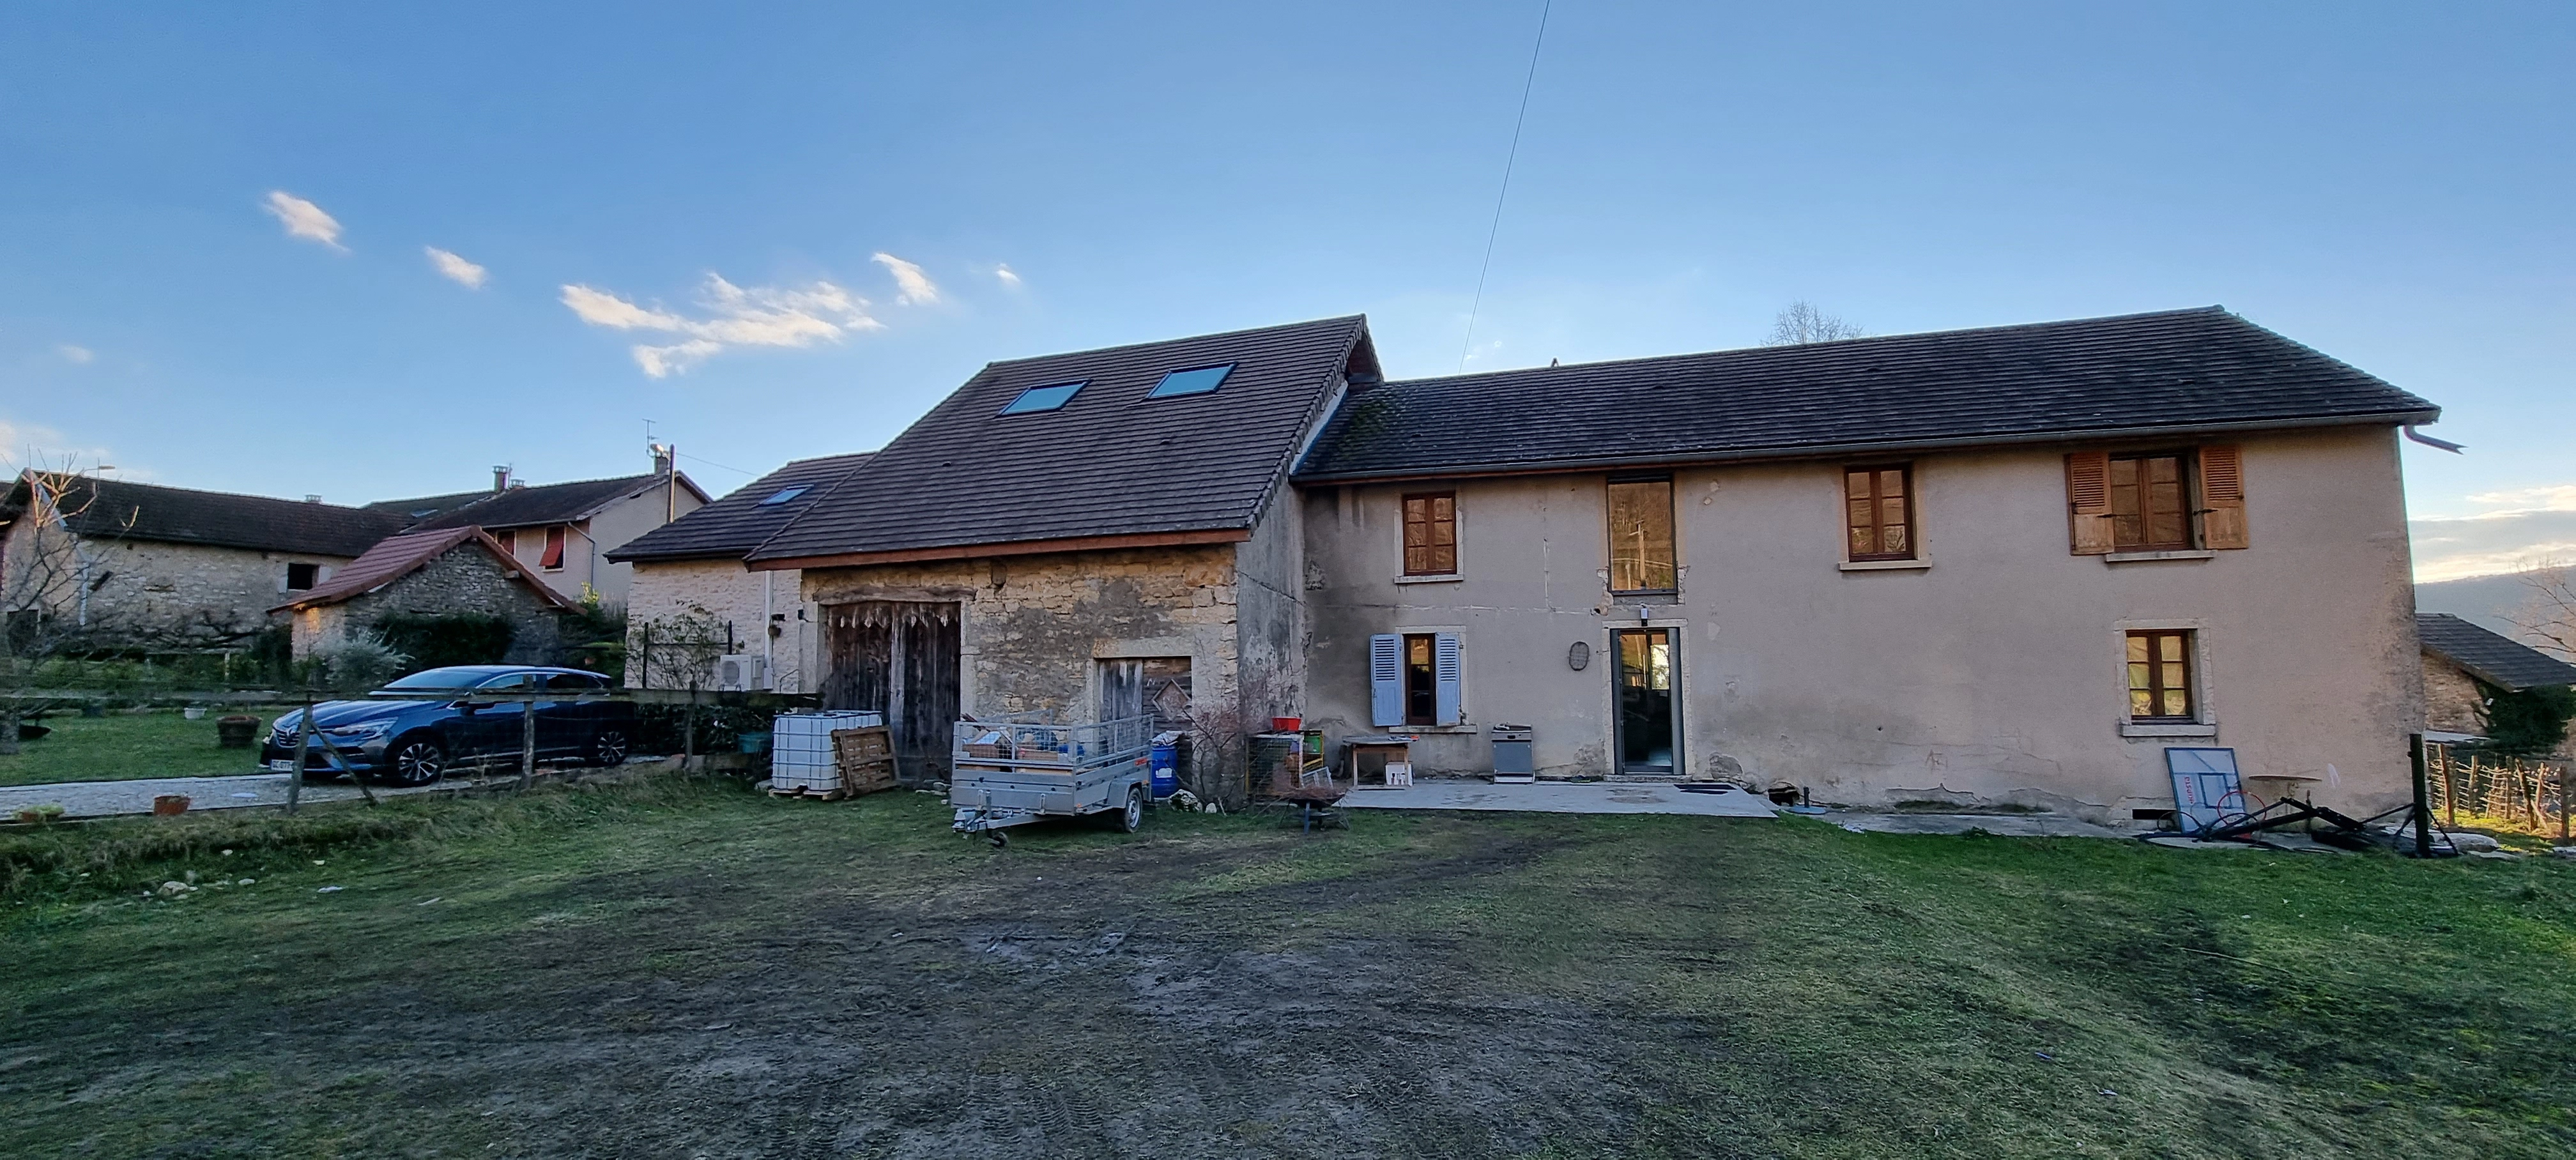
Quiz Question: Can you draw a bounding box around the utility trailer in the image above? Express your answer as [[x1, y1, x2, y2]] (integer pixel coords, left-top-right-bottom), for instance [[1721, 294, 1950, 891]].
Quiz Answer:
[[950, 715, 1153, 846]]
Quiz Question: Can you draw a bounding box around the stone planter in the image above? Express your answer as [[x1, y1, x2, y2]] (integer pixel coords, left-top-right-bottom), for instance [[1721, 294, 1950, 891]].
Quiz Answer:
[[216, 716, 262, 749]]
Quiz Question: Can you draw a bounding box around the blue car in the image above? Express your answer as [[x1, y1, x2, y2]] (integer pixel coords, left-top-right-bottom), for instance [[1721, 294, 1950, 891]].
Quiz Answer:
[[259, 665, 635, 786]]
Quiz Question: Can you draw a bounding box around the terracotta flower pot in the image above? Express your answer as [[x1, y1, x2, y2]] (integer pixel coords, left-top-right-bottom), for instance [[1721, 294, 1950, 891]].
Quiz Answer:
[[152, 795, 191, 816]]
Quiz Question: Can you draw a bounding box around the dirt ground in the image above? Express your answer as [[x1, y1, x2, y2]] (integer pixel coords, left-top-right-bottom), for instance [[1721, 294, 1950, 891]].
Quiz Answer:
[[6, 779, 2574, 1158]]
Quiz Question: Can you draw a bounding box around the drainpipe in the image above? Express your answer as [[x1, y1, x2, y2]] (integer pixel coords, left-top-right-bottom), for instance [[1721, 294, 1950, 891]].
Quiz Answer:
[[763, 570, 776, 682]]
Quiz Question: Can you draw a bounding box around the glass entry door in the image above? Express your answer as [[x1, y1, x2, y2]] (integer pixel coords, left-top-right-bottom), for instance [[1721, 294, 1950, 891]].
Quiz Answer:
[[1613, 629, 1677, 775]]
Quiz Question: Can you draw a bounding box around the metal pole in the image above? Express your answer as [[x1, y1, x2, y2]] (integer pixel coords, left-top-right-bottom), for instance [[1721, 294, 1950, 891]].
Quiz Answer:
[[518, 697, 537, 791], [2559, 761, 2570, 846], [2409, 732, 2432, 858]]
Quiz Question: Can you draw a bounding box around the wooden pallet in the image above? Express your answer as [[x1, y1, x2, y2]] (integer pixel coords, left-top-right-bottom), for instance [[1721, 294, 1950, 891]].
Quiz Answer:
[[832, 726, 899, 797], [767, 784, 850, 802]]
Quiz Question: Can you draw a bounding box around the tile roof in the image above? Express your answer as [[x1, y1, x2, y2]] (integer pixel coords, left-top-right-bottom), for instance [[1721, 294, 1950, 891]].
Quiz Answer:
[[3, 474, 408, 557], [2417, 613, 2576, 692], [607, 453, 874, 563], [749, 316, 1374, 565], [367, 489, 497, 523], [273, 526, 578, 613], [1294, 307, 2441, 482], [403, 473, 709, 532]]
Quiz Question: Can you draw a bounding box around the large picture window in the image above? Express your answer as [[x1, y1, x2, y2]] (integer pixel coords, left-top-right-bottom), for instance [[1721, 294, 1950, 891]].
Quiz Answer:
[[1843, 465, 1914, 561], [1606, 478, 1676, 593]]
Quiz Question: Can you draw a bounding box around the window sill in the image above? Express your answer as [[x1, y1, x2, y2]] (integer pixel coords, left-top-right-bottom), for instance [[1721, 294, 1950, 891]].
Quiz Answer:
[[2121, 722, 2217, 738], [1839, 559, 1930, 572], [1394, 574, 1463, 585], [1384, 723, 1478, 735], [2104, 550, 2215, 564]]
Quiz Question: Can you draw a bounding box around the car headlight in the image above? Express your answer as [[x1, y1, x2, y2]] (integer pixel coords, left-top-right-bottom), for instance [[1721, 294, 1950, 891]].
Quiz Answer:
[[324, 721, 394, 740]]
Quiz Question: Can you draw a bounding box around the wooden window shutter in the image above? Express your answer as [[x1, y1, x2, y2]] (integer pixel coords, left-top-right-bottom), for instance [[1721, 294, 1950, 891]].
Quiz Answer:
[[1368, 634, 1402, 726], [2065, 452, 2114, 555], [2196, 445, 2249, 550], [1433, 633, 1462, 726]]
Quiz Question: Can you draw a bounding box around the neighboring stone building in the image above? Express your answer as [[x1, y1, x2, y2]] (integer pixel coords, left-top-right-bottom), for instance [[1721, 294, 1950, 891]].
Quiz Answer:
[[272, 527, 578, 664], [606, 452, 873, 694], [743, 317, 1373, 783], [737, 306, 2445, 823], [2416, 612, 2576, 744], [0, 473, 406, 647], [374, 459, 710, 607]]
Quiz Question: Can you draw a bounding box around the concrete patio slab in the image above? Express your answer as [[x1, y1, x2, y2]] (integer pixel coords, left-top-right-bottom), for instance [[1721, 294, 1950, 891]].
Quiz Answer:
[[1823, 812, 2132, 839], [1340, 780, 1777, 818]]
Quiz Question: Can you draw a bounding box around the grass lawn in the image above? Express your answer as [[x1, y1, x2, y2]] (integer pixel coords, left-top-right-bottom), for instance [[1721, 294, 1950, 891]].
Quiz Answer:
[[3, 777, 2572, 1157], [0, 708, 289, 788]]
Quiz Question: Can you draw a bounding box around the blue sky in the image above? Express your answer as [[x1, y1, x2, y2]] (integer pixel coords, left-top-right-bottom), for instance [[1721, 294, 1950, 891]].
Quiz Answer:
[[3, 2, 2570, 579]]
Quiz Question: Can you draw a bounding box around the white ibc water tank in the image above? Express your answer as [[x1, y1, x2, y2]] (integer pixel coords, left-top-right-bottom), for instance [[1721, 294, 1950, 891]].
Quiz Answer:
[[770, 710, 884, 792]]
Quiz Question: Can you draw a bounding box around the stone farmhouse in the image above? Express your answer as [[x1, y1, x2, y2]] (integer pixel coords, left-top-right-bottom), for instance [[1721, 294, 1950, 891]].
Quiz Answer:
[[2416, 612, 2576, 752], [607, 452, 873, 696], [371, 461, 709, 606], [0, 474, 406, 647], [270, 527, 580, 664], [620, 306, 2441, 821]]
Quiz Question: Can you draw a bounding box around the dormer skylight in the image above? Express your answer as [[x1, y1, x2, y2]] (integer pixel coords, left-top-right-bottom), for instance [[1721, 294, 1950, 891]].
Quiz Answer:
[[1000, 381, 1086, 415], [757, 486, 808, 506], [1146, 364, 1234, 399]]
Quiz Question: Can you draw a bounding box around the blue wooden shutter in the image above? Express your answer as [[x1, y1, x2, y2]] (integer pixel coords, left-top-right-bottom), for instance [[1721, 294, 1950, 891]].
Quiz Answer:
[[1369, 634, 1402, 726], [1434, 633, 1462, 726]]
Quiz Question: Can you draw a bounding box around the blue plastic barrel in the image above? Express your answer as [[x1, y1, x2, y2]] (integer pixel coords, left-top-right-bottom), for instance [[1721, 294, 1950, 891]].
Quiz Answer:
[[1149, 742, 1179, 798]]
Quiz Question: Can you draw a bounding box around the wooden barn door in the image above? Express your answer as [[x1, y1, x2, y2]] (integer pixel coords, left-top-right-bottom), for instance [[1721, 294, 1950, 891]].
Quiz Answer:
[[822, 601, 961, 784]]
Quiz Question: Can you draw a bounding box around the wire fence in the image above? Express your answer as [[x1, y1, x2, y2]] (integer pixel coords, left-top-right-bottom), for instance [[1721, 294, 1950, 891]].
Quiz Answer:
[[2426, 745, 2570, 839]]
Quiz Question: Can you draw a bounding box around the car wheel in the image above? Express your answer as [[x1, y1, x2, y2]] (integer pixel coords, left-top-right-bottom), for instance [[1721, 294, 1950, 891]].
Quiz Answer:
[[589, 728, 630, 767], [384, 735, 445, 787], [1107, 785, 1144, 834]]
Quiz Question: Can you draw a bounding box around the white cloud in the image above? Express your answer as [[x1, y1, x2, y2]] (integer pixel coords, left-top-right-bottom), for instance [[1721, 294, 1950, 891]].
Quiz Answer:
[[0, 418, 120, 475], [2461, 484, 2576, 517], [57, 345, 92, 364], [558, 274, 883, 378], [262, 191, 346, 250], [871, 252, 940, 305], [995, 263, 1023, 287], [425, 247, 488, 289]]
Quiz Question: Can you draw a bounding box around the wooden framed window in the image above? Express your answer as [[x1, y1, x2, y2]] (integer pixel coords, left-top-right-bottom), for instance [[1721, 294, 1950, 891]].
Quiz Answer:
[[540, 526, 567, 570], [2126, 630, 2195, 721], [2108, 452, 2193, 551], [1843, 465, 1914, 560], [1606, 477, 1677, 593], [284, 562, 318, 591], [492, 528, 516, 556], [1402, 492, 1457, 576]]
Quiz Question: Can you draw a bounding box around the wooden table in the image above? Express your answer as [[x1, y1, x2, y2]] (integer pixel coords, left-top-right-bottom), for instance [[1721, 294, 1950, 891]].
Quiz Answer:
[[1343, 734, 1414, 788]]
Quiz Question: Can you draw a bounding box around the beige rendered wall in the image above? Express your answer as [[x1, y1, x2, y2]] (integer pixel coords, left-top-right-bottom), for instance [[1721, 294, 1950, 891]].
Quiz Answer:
[[799, 545, 1241, 726], [625, 558, 821, 693], [1302, 425, 2421, 822]]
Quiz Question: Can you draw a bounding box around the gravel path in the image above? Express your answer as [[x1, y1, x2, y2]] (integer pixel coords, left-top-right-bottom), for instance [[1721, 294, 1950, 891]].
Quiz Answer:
[[1, 772, 448, 819]]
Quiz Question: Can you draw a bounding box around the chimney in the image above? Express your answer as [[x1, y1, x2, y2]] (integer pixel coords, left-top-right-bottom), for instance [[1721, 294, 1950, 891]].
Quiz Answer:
[[650, 443, 673, 476], [304, 494, 321, 504], [492, 466, 511, 492]]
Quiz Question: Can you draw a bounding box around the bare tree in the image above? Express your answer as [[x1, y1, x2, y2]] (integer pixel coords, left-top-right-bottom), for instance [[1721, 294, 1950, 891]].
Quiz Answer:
[[0, 461, 133, 754], [1765, 301, 1864, 346], [2508, 559, 2576, 660]]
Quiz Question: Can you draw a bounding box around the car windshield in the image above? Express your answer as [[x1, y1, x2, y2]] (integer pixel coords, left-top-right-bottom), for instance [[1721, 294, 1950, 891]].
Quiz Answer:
[[381, 668, 502, 691]]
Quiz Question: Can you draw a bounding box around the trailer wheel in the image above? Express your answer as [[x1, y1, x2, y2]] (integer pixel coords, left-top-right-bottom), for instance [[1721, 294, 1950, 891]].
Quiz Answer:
[[1109, 786, 1144, 834], [986, 830, 1009, 848]]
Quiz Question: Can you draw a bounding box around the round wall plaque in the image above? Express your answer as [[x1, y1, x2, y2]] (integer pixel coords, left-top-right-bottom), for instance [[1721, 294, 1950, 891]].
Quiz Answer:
[[1568, 641, 1591, 671]]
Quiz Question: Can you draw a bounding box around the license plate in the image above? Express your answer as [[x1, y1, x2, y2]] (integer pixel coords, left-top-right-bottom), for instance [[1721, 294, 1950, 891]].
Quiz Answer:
[[266, 759, 296, 772]]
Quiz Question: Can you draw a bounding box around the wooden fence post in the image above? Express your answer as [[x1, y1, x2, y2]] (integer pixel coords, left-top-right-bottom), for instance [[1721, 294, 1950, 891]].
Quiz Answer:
[[288, 686, 314, 816], [517, 697, 537, 791], [2559, 761, 2570, 846], [2409, 733, 2433, 857]]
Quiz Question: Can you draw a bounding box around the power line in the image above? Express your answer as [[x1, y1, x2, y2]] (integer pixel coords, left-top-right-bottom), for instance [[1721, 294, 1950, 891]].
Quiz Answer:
[[1458, 0, 1554, 374], [676, 451, 757, 477]]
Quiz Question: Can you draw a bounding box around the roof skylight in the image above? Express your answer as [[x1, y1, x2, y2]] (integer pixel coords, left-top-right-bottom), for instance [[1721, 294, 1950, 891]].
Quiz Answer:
[[1000, 381, 1086, 415], [757, 486, 808, 506], [1147, 364, 1233, 399]]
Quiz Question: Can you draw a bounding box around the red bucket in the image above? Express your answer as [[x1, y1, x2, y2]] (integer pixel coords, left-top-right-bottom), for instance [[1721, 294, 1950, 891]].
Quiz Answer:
[[1271, 717, 1302, 733]]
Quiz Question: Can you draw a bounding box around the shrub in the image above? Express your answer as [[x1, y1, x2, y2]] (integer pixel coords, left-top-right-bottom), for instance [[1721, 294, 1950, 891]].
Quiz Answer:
[[372, 613, 514, 673], [306, 630, 411, 692]]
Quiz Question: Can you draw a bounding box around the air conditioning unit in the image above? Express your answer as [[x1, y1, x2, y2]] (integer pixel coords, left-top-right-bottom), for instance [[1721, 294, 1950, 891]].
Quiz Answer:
[[712, 654, 769, 692]]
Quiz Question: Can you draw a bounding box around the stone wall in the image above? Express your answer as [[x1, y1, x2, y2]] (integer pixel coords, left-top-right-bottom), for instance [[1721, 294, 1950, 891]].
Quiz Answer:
[[625, 558, 818, 692], [3, 520, 351, 645], [2423, 653, 2489, 737], [801, 545, 1241, 723], [290, 546, 566, 665]]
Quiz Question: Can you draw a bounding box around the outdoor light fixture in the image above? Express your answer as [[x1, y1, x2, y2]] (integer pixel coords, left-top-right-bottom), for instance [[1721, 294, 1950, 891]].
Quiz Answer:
[[1636, 606, 1651, 623]]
